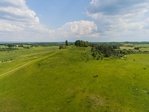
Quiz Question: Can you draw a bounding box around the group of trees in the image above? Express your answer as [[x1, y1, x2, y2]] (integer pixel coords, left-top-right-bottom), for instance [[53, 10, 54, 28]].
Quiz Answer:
[[91, 44, 144, 60], [0, 44, 18, 51], [59, 40, 148, 60], [59, 40, 69, 49], [60, 40, 89, 49], [91, 44, 125, 60], [74, 40, 89, 47], [0, 43, 35, 51], [73, 40, 128, 60], [59, 40, 89, 49]]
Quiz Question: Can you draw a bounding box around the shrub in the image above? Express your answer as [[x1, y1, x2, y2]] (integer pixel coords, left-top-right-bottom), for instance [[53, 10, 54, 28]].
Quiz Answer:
[[59, 45, 66, 49]]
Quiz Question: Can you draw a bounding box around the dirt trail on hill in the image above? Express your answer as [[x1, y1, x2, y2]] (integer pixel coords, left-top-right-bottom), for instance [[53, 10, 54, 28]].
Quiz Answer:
[[0, 52, 56, 79]]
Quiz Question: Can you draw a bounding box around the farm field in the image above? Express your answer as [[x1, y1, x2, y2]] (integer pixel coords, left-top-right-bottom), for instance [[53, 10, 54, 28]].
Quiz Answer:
[[0, 46, 149, 112]]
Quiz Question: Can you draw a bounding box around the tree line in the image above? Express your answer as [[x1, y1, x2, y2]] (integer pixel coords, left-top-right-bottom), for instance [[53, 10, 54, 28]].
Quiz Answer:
[[73, 40, 144, 60], [91, 44, 124, 60]]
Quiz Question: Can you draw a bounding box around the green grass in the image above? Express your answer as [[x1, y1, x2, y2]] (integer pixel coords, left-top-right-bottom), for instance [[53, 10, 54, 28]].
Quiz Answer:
[[120, 44, 149, 51], [0, 46, 149, 112]]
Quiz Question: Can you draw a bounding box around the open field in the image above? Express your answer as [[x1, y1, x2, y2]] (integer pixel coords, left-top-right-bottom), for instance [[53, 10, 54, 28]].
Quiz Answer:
[[120, 43, 149, 52], [0, 45, 149, 112]]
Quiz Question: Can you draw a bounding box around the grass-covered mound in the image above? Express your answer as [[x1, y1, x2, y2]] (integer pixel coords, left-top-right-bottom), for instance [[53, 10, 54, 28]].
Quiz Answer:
[[0, 46, 149, 112]]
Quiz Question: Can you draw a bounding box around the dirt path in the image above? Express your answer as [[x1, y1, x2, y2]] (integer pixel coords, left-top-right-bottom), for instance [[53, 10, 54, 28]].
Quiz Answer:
[[0, 52, 56, 79]]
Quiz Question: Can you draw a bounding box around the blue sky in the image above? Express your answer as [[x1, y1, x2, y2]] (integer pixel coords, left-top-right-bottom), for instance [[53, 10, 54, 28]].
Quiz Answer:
[[0, 0, 149, 42], [27, 0, 90, 28]]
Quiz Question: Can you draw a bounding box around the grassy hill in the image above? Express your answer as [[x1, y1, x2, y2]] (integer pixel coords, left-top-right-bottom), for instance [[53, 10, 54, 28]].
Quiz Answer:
[[0, 46, 149, 112]]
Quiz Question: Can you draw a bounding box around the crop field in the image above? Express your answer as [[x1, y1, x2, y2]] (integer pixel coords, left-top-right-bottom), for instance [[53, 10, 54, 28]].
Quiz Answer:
[[0, 45, 149, 112]]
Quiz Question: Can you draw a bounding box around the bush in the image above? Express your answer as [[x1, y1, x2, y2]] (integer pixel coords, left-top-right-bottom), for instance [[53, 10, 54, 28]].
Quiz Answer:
[[59, 45, 66, 49], [134, 47, 140, 50]]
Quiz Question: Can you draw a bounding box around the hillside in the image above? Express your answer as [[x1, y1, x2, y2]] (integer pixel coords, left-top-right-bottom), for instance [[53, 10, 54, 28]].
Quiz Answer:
[[0, 46, 149, 112]]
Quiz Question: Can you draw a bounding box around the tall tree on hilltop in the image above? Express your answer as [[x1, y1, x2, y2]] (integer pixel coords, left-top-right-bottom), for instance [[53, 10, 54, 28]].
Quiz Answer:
[[65, 40, 68, 46]]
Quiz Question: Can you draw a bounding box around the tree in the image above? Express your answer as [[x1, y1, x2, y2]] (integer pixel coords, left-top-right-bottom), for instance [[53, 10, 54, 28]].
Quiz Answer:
[[65, 40, 68, 46], [7, 44, 15, 48], [74, 40, 89, 47], [91, 47, 103, 60]]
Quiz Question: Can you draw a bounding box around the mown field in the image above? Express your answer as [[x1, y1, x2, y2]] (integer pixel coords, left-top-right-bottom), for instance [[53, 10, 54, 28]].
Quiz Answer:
[[0, 46, 149, 112]]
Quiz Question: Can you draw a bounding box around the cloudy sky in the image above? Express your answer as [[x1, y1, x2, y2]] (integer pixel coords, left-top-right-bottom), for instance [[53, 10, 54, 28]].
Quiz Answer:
[[0, 0, 149, 42]]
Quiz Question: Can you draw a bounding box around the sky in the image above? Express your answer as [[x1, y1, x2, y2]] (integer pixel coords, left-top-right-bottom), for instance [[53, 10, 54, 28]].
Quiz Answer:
[[0, 0, 149, 42]]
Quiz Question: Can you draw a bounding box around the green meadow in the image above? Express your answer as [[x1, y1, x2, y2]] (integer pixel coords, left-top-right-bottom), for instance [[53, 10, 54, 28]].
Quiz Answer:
[[0, 46, 149, 112]]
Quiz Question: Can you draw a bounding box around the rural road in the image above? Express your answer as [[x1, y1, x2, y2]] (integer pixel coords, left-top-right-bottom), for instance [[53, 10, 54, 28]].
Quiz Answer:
[[0, 51, 57, 79]]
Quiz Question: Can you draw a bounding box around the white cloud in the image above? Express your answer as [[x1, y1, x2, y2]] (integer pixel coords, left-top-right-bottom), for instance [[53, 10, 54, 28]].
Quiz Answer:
[[0, 0, 99, 41], [87, 0, 149, 41], [1, 0, 149, 42], [58, 20, 97, 36], [44, 20, 98, 42], [0, 0, 40, 32]]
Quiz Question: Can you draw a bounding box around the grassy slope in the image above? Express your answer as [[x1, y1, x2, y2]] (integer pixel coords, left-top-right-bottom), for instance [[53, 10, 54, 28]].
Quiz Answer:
[[0, 47, 149, 112], [0, 46, 57, 74]]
